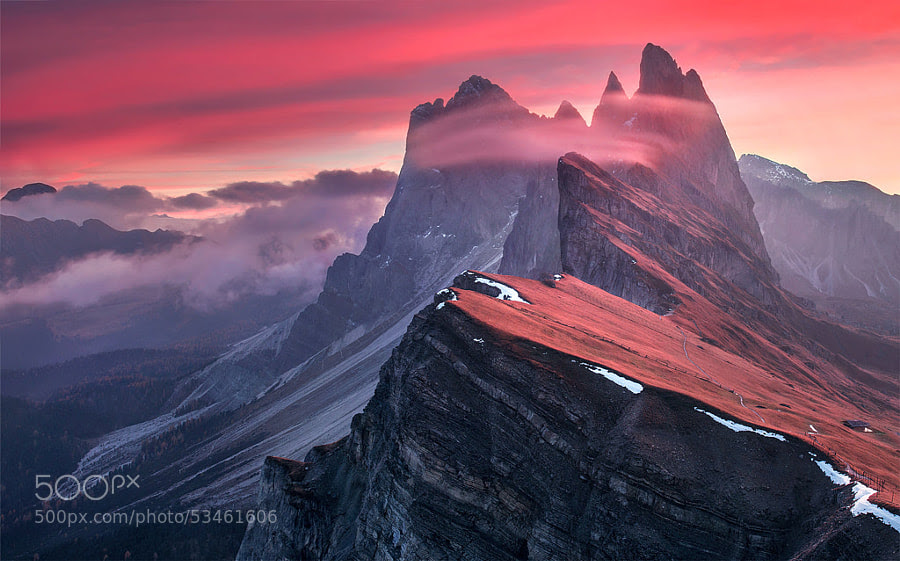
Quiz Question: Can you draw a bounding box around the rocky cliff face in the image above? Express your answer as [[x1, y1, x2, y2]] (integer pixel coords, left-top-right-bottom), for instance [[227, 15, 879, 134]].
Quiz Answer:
[[740, 154, 900, 333], [238, 273, 898, 561], [501, 44, 772, 286], [238, 44, 899, 561], [172, 75, 555, 411], [556, 153, 781, 316], [66, 75, 566, 519]]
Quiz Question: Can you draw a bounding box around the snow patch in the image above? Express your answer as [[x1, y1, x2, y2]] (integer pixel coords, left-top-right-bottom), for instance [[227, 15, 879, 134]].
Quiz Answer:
[[852, 483, 900, 532], [473, 338, 484, 343], [693, 407, 786, 441], [579, 361, 643, 394], [809, 451, 900, 533], [815, 460, 851, 485], [435, 288, 458, 310], [468, 273, 531, 303]]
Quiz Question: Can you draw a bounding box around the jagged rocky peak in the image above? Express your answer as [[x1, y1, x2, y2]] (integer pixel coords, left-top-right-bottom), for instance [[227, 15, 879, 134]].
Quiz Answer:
[[409, 97, 445, 127], [601, 70, 626, 101], [635, 43, 711, 103], [682, 68, 712, 102], [445, 74, 516, 110], [408, 75, 531, 136], [272, 72, 550, 370], [637, 42, 685, 97], [553, 100, 585, 125], [592, 71, 630, 127]]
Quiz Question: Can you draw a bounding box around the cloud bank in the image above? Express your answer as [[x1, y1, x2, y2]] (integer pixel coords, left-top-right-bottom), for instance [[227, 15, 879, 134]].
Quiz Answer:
[[0, 169, 397, 311]]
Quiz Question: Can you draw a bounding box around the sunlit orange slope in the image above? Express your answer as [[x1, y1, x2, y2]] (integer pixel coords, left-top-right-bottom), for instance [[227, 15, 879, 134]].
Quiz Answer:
[[445, 272, 899, 509]]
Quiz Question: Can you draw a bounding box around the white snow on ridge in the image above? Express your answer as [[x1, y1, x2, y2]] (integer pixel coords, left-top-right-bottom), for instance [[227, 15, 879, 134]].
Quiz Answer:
[[814, 459, 900, 533], [693, 407, 786, 441], [469, 273, 531, 303], [852, 483, 900, 531], [435, 288, 458, 310], [699, 415, 898, 533], [579, 361, 643, 394], [815, 459, 851, 485]]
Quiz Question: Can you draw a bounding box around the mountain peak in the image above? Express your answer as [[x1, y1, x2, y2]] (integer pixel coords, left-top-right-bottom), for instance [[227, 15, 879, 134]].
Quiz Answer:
[[445, 75, 515, 110], [739, 154, 814, 185], [553, 100, 585, 125], [637, 43, 684, 97], [683, 69, 711, 102], [2, 182, 57, 202], [592, 71, 630, 128], [602, 71, 626, 99]]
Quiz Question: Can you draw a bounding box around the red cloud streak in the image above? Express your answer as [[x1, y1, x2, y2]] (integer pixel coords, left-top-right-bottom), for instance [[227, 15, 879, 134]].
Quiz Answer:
[[2, 0, 899, 194]]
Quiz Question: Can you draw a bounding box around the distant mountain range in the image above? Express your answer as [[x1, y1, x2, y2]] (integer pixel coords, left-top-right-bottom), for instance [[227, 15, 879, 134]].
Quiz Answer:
[[740, 154, 899, 333], [0, 215, 311, 371], [0, 214, 198, 286]]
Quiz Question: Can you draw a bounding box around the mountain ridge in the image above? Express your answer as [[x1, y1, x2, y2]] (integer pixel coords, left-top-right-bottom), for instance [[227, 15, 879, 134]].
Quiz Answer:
[[235, 44, 898, 560]]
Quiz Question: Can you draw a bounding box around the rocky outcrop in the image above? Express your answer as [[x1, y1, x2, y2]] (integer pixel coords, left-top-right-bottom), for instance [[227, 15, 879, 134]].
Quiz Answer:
[[498, 171, 561, 280], [175, 76, 555, 409], [268, 76, 547, 372], [237, 275, 898, 561], [556, 153, 782, 316], [601, 44, 766, 260], [503, 44, 774, 286], [553, 100, 586, 125]]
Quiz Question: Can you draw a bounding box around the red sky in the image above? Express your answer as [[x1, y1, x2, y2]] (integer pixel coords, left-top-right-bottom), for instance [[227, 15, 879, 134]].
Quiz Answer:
[[2, 0, 899, 197]]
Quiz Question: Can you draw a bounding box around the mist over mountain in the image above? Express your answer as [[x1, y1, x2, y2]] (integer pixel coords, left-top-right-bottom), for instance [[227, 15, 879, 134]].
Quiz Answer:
[[0, 214, 198, 287], [1, 182, 56, 202], [234, 44, 898, 560], [0, 170, 396, 369], [5, 44, 898, 561]]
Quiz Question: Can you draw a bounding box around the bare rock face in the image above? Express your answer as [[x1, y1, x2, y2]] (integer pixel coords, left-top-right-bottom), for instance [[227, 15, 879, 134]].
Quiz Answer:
[[740, 154, 900, 333], [181, 75, 555, 409], [272, 75, 547, 372], [502, 43, 772, 285], [556, 153, 782, 316], [601, 43, 765, 259], [237, 276, 897, 561]]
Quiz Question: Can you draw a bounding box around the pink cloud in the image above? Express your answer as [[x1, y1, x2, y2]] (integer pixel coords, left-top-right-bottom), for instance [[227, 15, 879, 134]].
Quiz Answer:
[[2, 1, 898, 192]]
